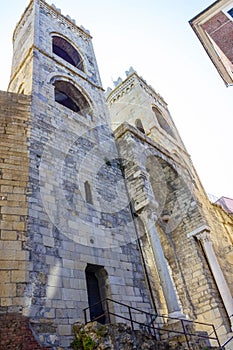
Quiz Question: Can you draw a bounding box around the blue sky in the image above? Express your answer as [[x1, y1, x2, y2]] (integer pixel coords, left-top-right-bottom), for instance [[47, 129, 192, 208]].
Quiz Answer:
[[0, 0, 232, 199]]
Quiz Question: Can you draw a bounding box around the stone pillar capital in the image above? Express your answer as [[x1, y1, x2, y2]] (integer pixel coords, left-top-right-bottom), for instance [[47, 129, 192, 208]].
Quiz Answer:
[[196, 230, 211, 244], [138, 203, 158, 225]]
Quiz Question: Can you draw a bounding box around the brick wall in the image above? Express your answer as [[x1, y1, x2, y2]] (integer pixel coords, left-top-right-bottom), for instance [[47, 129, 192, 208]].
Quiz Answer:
[[0, 313, 52, 349], [202, 11, 233, 63]]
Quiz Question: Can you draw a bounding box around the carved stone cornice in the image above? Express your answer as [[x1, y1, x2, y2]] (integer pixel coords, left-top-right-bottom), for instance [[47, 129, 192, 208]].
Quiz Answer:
[[13, 0, 92, 43], [106, 74, 136, 104], [106, 72, 167, 109], [39, 0, 92, 40], [187, 224, 210, 239]]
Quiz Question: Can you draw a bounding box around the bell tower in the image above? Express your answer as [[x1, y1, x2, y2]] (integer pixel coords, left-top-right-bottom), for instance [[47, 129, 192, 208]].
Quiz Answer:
[[8, 0, 106, 118], [2, 1, 153, 348]]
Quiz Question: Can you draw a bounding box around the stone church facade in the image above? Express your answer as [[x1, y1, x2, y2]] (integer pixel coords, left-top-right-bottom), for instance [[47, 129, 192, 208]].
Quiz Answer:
[[0, 0, 232, 349]]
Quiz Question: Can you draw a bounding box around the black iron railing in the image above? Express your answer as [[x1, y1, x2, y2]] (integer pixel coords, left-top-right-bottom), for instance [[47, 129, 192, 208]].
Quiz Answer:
[[221, 335, 233, 349], [83, 298, 221, 350]]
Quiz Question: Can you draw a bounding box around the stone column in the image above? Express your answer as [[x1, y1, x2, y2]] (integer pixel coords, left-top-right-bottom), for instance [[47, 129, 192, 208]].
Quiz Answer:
[[139, 206, 183, 318], [196, 230, 233, 331]]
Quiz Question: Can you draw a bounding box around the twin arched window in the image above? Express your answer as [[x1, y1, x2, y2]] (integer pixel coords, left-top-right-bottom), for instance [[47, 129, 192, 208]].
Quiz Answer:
[[52, 36, 92, 116], [52, 35, 84, 72]]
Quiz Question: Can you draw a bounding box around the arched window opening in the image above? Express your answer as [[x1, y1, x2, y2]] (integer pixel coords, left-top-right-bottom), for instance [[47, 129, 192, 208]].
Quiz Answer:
[[135, 118, 145, 134], [54, 80, 92, 117], [85, 264, 109, 324], [52, 36, 84, 72], [84, 181, 93, 204], [55, 89, 80, 113], [152, 106, 176, 139]]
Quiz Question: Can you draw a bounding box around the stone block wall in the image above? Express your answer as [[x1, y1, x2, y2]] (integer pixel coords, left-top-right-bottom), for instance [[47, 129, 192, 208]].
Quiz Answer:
[[1, 1, 232, 348], [0, 91, 31, 312], [2, 2, 154, 348]]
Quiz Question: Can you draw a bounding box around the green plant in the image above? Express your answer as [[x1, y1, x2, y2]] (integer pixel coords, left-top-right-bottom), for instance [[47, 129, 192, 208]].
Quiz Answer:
[[70, 338, 83, 349], [83, 336, 95, 350], [70, 331, 95, 350]]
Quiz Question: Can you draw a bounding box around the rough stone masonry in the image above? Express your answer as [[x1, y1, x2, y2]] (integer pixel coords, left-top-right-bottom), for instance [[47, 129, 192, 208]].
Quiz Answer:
[[0, 0, 233, 349]]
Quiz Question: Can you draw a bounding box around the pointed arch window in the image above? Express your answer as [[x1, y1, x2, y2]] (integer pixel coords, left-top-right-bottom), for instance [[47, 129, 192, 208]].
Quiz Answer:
[[152, 106, 176, 139], [54, 80, 92, 117], [52, 36, 84, 72]]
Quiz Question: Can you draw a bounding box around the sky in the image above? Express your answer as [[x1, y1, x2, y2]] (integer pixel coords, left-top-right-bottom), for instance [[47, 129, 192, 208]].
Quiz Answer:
[[0, 0, 232, 200]]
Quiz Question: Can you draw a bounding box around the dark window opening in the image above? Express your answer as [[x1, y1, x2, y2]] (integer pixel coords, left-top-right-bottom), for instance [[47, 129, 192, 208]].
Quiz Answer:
[[152, 106, 176, 139], [227, 8, 233, 18], [55, 89, 80, 113], [54, 80, 92, 117], [52, 36, 84, 72], [135, 118, 145, 134], [53, 44, 76, 66], [85, 264, 108, 324], [84, 181, 93, 204]]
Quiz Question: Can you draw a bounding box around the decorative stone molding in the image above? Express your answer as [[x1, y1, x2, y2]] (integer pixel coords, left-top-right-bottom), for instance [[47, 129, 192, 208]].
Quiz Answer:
[[196, 230, 211, 243], [39, 0, 91, 40], [106, 75, 136, 104], [186, 224, 210, 239], [106, 72, 167, 109]]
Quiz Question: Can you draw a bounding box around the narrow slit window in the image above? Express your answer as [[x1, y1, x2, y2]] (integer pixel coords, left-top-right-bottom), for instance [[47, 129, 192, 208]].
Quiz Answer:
[[85, 181, 93, 204]]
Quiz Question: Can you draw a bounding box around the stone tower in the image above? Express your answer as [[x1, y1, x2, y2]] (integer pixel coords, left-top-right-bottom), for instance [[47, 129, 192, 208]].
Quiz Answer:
[[1, 0, 153, 348], [1, 1, 233, 349], [107, 71, 233, 342]]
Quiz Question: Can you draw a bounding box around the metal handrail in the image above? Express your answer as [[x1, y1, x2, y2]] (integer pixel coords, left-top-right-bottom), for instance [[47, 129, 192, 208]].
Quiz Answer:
[[221, 335, 233, 349], [82, 298, 221, 349]]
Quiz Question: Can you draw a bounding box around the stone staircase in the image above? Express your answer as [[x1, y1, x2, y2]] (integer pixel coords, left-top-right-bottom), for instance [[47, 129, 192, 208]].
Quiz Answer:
[[81, 298, 222, 350], [71, 322, 222, 350]]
